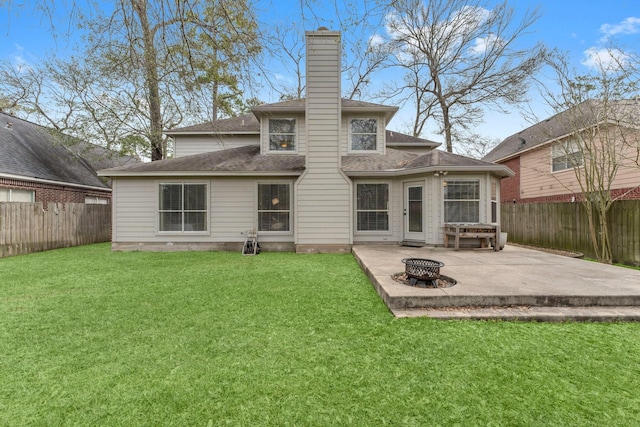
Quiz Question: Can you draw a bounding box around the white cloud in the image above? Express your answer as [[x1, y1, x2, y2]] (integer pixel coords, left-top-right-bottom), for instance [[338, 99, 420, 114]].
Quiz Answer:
[[581, 47, 630, 71], [469, 34, 502, 55], [599, 16, 640, 41], [368, 34, 385, 49]]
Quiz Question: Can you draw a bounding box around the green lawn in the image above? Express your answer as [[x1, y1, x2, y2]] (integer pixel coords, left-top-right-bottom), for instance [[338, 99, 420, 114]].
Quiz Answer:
[[1, 244, 639, 426]]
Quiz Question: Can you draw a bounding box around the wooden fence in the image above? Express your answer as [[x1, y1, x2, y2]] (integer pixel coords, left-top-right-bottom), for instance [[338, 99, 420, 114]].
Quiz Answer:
[[0, 202, 111, 258], [501, 200, 640, 265]]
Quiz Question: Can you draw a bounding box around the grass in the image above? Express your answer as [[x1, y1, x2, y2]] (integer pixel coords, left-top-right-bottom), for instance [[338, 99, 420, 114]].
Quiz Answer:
[[1, 244, 639, 426]]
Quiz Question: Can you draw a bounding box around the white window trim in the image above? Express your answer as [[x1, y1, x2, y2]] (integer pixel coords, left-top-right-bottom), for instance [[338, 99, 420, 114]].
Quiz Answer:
[[354, 181, 392, 234], [267, 118, 298, 154], [256, 181, 293, 235], [443, 179, 481, 224], [348, 117, 379, 154], [156, 181, 210, 235]]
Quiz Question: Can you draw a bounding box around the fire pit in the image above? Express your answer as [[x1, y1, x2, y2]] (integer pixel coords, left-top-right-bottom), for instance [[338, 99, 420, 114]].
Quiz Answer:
[[401, 258, 445, 288]]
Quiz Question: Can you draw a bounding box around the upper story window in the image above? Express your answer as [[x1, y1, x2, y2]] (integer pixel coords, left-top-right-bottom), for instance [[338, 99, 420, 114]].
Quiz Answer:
[[444, 180, 480, 223], [350, 118, 377, 151], [269, 119, 296, 151], [552, 139, 583, 172], [158, 183, 207, 232]]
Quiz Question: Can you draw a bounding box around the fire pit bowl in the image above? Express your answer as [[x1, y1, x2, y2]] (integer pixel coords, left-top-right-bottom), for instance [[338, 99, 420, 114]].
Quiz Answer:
[[401, 258, 445, 287]]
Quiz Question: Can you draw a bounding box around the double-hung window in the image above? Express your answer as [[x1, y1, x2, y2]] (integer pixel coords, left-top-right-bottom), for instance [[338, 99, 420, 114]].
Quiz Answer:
[[444, 180, 480, 223], [158, 183, 207, 232], [552, 139, 583, 172], [356, 183, 389, 231], [350, 118, 377, 151], [258, 183, 291, 232], [269, 119, 296, 151]]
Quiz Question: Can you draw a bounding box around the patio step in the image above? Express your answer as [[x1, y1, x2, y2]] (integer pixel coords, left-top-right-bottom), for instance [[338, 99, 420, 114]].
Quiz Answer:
[[392, 306, 640, 321]]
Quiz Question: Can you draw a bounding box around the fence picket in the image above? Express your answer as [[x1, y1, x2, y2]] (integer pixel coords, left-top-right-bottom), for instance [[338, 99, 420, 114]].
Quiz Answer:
[[0, 202, 111, 258], [501, 200, 640, 265]]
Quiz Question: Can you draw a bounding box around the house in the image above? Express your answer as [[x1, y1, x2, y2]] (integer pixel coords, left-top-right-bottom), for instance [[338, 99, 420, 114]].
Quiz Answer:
[[0, 112, 136, 204], [483, 100, 640, 203], [99, 28, 513, 253]]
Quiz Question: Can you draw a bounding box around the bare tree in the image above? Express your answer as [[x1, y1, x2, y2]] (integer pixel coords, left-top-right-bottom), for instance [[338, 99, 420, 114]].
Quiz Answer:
[[0, 0, 262, 160], [382, 0, 548, 152], [537, 49, 640, 263], [261, 0, 391, 101]]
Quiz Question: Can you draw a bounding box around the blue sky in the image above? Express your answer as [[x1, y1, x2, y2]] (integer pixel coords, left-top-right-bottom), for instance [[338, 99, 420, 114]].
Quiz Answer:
[[1, 0, 640, 143]]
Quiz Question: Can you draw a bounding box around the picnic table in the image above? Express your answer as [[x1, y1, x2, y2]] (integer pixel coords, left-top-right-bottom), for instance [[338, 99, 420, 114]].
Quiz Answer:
[[443, 223, 500, 251]]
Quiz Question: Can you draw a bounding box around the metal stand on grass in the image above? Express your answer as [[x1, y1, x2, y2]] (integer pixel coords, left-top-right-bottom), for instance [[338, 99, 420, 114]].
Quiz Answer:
[[242, 228, 259, 256]]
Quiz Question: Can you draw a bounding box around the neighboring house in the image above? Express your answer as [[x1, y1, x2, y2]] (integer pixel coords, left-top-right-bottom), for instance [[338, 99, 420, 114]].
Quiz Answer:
[[0, 112, 136, 204], [99, 28, 513, 253], [484, 100, 640, 203]]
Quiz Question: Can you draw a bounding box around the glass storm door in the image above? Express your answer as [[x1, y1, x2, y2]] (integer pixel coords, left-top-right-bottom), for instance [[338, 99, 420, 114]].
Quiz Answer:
[[404, 183, 425, 241]]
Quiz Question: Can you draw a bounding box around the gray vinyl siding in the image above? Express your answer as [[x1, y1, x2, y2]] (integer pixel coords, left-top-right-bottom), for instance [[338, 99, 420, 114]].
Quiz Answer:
[[111, 178, 160, 242], [111, 177, 294, 244], [174, 135, 259, 157], [296, 30, 352, 245]]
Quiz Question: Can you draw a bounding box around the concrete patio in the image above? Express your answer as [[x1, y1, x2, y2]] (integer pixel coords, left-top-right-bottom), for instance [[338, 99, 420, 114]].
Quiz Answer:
[[352, 244, 640, 321]]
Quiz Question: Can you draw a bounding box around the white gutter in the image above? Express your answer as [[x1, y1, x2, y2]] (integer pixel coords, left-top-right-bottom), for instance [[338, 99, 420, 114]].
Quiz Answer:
[[98, 170, 304, 178], [344, 165, 515, 178], [164, 131, 260, 136], [0, 172, 111, 192]]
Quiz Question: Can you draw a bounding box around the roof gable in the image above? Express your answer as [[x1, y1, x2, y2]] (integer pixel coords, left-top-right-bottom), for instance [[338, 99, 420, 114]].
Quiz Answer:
[[483, 99, 640, 163]]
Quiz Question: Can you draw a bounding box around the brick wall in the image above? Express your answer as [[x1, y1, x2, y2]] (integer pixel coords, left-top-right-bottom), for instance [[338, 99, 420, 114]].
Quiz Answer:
[[0, 177, 111, 204], [499, 157, 520, 203]]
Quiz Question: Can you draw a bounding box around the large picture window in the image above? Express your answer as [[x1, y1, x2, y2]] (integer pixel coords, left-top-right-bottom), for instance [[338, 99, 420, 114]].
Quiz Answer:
[[356, 183, 389, 231], [258, 183, 291, 232], [552, 139, 583, 172], [158, 183, 207, 232], [269, 119, 296, 151], [444, 180, 480, 223], [350, 118, 377, 151]]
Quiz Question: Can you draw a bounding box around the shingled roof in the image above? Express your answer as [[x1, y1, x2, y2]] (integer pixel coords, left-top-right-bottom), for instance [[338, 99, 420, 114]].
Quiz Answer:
[[101, 144, 510, 177], [483, 100, 640, 163], [165, 113, 259, 135], [343, 148, 513, 177], [0, 112, 110, 190], [100, 145, 305, 176], [165, 104, 437, 149]]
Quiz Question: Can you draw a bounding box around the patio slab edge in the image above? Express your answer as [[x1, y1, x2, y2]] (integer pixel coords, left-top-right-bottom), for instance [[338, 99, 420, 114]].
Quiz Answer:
[[352, 245, 640, 321], [393, 306, 640, 322]]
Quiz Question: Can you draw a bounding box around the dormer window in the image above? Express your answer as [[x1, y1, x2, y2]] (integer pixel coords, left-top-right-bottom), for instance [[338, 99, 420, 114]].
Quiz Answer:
[[269, 118, 296, 151], [350, 118, 377, 151]]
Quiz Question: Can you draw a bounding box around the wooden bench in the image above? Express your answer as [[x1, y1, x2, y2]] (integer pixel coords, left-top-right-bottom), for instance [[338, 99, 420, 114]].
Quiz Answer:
[[443, 223, 500, 251]]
